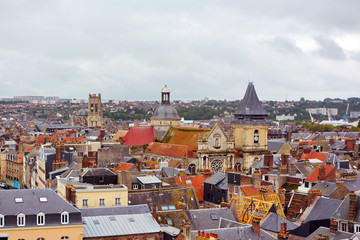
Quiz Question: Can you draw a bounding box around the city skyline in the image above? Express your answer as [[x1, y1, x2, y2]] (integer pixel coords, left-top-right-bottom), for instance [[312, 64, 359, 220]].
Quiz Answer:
[[0, 1, 359, 101]]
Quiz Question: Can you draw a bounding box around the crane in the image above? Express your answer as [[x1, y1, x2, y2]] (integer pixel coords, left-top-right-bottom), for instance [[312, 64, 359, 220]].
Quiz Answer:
[[343, 103, 350, 122], [308, 109, 314, 123]]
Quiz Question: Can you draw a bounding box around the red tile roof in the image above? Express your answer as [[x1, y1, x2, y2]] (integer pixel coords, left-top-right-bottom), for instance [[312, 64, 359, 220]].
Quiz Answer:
[[122, 126, 156, 146], [174, 175, 208, 201], [35, 135, 59, 143], [240, 186, 262, 196], [162, 127, 210, 151], [305, 164, 336, 183], [112, 130, 128, 142], [146, 142, 197, 158], [115, 162, 134, 171], [300, 151, 328, 161]]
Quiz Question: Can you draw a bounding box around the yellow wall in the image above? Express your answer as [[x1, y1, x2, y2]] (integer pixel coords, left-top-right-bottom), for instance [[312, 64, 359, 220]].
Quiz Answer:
[[0, 152, 7, 182], [37, 160, 47, 189], [233, 124, 268, 151], [75, 188, 128, 208], [0, 224, 83, 240], [57, 181, 128, 208]]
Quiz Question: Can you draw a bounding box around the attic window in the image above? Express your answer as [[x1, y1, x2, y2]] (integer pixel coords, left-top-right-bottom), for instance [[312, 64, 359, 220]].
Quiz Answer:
[[15, 198, 23, 203], [39, 197, 48, 202], [210, 214, 218, 220]]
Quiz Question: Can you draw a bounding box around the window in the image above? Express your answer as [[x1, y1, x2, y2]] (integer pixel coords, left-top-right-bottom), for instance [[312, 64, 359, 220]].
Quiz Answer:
[[133, 184, 138, 190], [115, 198, 121, 206], [83, 199, 88, 207], [210, 213, 218, 220], [39, 197, 48, 202], [37, 238, 45, 240], [99, 176, 104, 183], [61, 212, 69, 224], [356, 225, 360, 233], [0, 214, 4, 227], [341, 222, 347, 232], [61, 237, 69, 240], [234, 187, 237, 194], [254, 130, 259, 144], [305, 182, 309, 188], [99, 198, 105, 206], [15, 198, 23, 203], [37, 212, 45, 225], [17, 213, 25, 226]]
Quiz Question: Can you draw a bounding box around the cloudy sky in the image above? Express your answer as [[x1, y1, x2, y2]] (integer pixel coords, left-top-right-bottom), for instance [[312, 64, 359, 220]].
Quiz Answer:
[[0, 1, 359, 101]]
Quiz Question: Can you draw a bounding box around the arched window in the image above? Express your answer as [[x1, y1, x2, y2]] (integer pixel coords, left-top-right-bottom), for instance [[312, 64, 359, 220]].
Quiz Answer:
[[37, 212, 45, 225], [234, 163, 241, 172], [61, 212, 69, 224], [61, 236, 69, 240], [17, 213, 25, 226], [188, 164, 196, 175], [254, 130, 259, 144]]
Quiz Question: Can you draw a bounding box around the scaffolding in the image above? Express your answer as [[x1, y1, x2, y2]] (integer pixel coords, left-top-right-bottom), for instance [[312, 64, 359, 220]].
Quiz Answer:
[[230, 193, 285, 224]]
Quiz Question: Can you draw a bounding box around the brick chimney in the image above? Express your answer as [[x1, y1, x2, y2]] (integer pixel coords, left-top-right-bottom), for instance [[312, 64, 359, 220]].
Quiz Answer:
[[281, 154, 289, 167], [329, 138, 335, 145], [330, 219, 337, 234], [308, 190, 321, 207], [252, 216, 261, 237], [349, 191, 357, 221], [290, 149, 297, 158], [318, 166, 326, 181], [345, 139, 355, 151], [288, 164, 296, 176], [304, 148, 311, 154], [285, 131, 291, 142], [152, 202, 157, 219], [264, 153, 274, 170], [55, 145, 62, 162], [82, 154, 89, 168], [277, 222, 288, 240], [336, 181, 346, 198], [252, 171, 261, 188]]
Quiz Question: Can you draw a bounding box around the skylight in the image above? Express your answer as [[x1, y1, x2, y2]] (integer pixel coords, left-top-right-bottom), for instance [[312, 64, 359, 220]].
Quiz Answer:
[[39, 197, 48, 202], [210, 213, 218, 220], [15, 198, 23, 203]]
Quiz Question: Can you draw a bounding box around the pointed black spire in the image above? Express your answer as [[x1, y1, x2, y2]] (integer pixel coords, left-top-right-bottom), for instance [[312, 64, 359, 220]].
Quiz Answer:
[[233, 82, 269, 123]]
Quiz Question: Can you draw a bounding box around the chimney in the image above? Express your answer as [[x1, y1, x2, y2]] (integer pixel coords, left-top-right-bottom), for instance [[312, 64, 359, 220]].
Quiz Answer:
[[259, 188, 268, 201], [345, 139, 355, 151], [349, 191, 357, 221], [279, 188, 285, 207], [56, 145, 62, 162], [285, 131, 291, 142], [318, 166, 326, 181], [336, 181, 346, 197], [308, 190, 321, 207], [330, 219, 337, 234], [281, 154, 289, 167], [277, 222, 288, 240], [304, 148, 311, 154], [152, 202, 157, 219], [329, 138, 335, 145], [288, 164, 296, 176], [82, 154, 89, 168], [264, 153, 274, 170], [279, 166, 287, 175], [252, 216, 261, 237], [252, 171, 261, 188], [182, 222, 191, 240]]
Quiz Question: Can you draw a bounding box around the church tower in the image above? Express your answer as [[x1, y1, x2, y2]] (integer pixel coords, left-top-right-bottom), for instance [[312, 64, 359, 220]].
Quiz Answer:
[[151, 85, 181, 136], [87, 93, 103, 128], [232, 82, 270, 170]]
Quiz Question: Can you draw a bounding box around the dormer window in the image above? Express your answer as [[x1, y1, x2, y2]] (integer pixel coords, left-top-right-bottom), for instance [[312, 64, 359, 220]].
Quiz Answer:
[[0, 214, 4, 227], [61, 212, 69, 224], [37, 212, 45, 225], [17, 213, 25, 226]]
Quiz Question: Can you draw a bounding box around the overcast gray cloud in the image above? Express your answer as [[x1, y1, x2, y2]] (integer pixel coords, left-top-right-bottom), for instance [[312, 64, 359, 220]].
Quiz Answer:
[[0, 0, 359, 101]]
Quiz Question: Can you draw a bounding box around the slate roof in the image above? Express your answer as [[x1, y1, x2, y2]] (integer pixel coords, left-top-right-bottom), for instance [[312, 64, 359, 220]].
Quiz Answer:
[[186, 208, 236, 230], [251, 154, 296, 169], [304, 197, 342, 222], [0, 189, 80, 216], [137, 175, 162, 184], [162, 167, 190, 178], [305, 226, 353, 240], [82, 213, 161, 238], [234, 82, 268, 117], [81, 168, 116, 177], [146, 142, 197, 158], [332, 192, 360, 223], [260, 212, 298, 232], [122, 126, 156, 146], [128, 187, 200, 209], [205, 173, 228, 190], [151, 105, 181, 120], [190, 226, 260, 240], [80, 204, 150, 217], [311, 181, 338, 197]]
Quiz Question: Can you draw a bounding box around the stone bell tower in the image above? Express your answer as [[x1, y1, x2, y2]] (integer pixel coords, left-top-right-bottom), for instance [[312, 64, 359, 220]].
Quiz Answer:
[[232, 82, 270, 170], [87, 93, 103, 127]]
